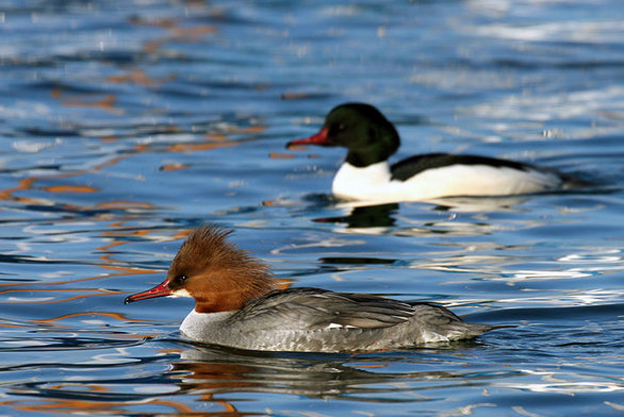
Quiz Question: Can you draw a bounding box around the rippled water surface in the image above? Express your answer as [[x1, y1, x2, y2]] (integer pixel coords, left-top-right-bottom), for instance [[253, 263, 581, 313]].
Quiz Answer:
[[1, 0, 624, 415]]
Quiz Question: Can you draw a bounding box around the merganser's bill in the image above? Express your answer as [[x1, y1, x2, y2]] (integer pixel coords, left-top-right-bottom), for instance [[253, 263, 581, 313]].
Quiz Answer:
[[287, 103, 584, 202], [125, 225, 499, 352]]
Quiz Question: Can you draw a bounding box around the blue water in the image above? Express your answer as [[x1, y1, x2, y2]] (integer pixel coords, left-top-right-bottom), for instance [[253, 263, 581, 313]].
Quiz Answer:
[[1, 0, 624, 415]]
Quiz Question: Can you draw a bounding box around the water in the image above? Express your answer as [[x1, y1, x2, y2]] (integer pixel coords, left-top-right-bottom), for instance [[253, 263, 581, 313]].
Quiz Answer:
[[0, 0, 623, 415]]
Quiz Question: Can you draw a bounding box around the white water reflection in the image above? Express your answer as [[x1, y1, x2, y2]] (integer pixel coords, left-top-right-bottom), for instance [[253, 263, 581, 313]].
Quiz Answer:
[[503, 378, 624, 394], [466, 86, 624, 125], [420, 248, 624, 284], [499, 289, 624, 307]]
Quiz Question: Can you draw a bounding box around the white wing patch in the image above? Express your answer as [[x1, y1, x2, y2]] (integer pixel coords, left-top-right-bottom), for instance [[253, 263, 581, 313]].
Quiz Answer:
[[326, 323, 359, 330]]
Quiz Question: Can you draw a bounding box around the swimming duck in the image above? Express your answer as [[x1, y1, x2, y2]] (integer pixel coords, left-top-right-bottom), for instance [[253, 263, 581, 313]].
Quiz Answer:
[[287, 103, 581, 202], [125, 225, 498, 352]]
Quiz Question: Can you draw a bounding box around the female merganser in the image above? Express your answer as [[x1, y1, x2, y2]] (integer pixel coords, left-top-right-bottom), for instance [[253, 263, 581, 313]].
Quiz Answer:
[[287, 103, 582, 202], [125, 225, 497, 352]]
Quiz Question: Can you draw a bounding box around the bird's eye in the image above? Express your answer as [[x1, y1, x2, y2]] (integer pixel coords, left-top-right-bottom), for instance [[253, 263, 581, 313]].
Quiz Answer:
[[330, 123, 346, 135], [179, 275, 189, 282]]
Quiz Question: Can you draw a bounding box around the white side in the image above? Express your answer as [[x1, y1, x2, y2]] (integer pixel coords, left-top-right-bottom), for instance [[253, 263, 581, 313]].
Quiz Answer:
[[332, 161, 562, 202], [332, 161, 393, 200]]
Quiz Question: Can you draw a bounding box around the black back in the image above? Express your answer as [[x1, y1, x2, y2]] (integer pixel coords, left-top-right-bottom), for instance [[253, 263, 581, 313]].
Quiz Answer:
[[390, 153, 536, 182]]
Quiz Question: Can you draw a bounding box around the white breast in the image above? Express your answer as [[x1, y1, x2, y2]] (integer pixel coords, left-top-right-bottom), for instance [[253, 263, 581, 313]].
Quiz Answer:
[[180, 310, 233, 341], [331, 161, 562, 202]]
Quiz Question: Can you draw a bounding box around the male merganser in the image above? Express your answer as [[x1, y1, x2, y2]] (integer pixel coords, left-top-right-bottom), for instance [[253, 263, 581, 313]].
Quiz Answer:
[[287, 103, 582, 202], [125, 225, 498, 352]]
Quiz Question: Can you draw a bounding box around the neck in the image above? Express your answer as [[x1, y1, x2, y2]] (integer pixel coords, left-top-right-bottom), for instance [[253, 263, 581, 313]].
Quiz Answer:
[[194, 273, 275, 314], [345, 133, 399, 168], [345, 147, 390, 167]]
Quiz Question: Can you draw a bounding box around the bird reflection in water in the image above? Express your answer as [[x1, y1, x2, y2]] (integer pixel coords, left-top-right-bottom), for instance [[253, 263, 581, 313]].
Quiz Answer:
[[170, 341, 483, 403], [314, 202, 399, 229]]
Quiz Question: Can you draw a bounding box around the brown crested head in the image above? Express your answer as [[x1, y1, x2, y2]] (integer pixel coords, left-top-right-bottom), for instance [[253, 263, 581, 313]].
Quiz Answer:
[[164, 224, 276, 313]]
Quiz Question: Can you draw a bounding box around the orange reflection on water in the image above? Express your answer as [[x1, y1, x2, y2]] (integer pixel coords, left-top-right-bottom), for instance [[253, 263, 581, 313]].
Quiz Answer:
[[0, 147, 135, 205], [225, 126, 266, 134], [35, 311, 148, 325], [0, 264, 161, 290], [160, 163, 191, 171], [269, 152, 295, 160], [169, 25, 219, 38], [0, 177, 44, 205], [281, 91, 311, 100], [140, 20, 218, 54], [204, 133, 228, 141], [41, 185, 99, 193], [3, 390, 197, 416], [168, 141, 238, 152], [0, 287, 120, 306], [0, 217, 163, 313], [107, 68, 175, 87], [51, 88, 123, 114], [1, 79, 257, 335]]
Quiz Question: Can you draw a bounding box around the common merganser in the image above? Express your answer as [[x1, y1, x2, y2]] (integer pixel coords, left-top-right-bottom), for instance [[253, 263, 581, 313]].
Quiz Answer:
[[287, 103, 583, 202], [125, 225, 498, 352]]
